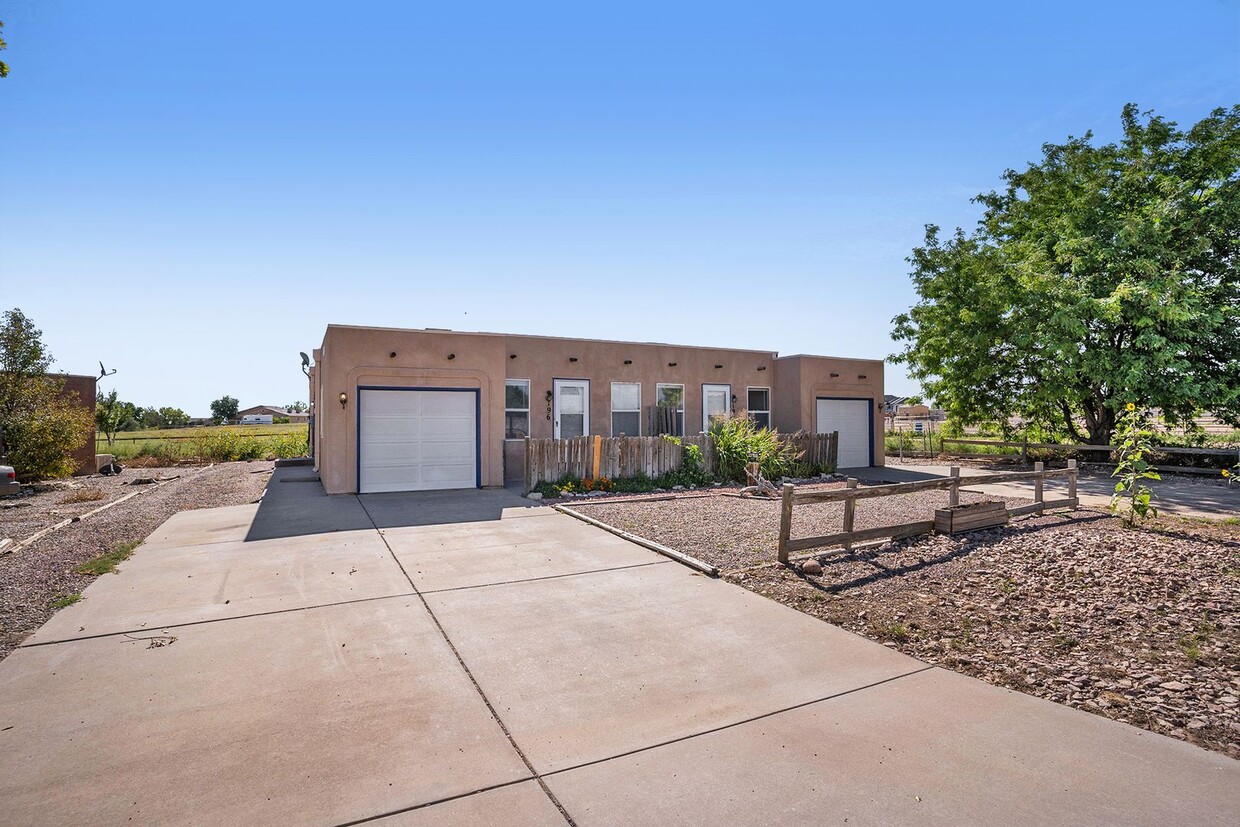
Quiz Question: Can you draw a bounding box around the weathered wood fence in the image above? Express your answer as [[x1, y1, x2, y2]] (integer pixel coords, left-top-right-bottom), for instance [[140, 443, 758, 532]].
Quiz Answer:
[[785, 431, 839, 468], [777, 461, 1079, 563], [523, 430, 840, 493], [524, 434, 717, 493], [940, 437, 1238, 472]]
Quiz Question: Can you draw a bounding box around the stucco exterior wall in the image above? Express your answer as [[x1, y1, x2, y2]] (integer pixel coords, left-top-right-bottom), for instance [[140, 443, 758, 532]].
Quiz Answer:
[[777, 355, 885, 467], [59, 374, 97, 475], [314, 325, 885, 493], [500, 334, 778, 439], [316, 327, 508, 494]]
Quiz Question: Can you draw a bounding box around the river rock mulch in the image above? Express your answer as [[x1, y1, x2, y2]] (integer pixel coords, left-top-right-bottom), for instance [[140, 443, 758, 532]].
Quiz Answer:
[[575, 493, 1239, 758], [0, 462, 274, 661]]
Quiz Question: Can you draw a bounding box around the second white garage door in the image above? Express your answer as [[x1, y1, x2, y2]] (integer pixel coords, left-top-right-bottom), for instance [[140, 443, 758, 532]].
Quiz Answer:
[[816, 398, 872, 469], [359, 389, 478, 493]]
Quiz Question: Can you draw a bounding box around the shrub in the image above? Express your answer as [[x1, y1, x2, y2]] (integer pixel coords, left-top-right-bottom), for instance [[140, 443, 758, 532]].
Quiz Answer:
[[708, 414, 799, 482], [655, 435, 713, 487], [266, 431, 309, 459], [1110, 403, 1160, 526]]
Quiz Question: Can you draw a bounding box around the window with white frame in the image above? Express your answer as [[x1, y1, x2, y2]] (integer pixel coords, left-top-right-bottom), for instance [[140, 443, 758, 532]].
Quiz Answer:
[[611, 382, 641, 436], [655, 383, 684, 436], [747, 387, 771, 429], [505, 379, 530, 439]]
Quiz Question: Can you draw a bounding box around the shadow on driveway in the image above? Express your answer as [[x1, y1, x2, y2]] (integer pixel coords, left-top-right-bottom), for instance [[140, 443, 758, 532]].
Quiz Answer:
[[244, 467, 540, 541]]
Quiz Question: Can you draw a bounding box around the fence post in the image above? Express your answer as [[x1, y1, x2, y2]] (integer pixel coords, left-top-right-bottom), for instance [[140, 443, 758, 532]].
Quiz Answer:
[[1034, 460, 1044, 512], [523, 438, 532, 495], [949, 466, 960, 507], [1067, 458, 1078, 508], [778, 484, 795, 564], [842, 478, 858, 551], [593, 435, 602, 480], [1021, 435, 1029, 464]]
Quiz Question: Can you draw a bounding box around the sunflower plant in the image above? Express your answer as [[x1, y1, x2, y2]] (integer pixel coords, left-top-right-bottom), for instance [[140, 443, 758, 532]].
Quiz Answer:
[[1110, 403, 1160, 526]]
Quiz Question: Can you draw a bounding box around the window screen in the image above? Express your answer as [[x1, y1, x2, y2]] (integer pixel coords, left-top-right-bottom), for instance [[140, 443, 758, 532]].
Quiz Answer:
[[748, 388, 770, 429], [611, 382, 641, 435], [505, 379, 530, 439]]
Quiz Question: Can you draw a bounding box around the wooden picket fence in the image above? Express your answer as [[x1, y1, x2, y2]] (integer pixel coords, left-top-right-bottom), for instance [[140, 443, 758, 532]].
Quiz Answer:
[[785, 431, 839, 468], [523, 430, 840, 493], [523, 434, 717, 493]]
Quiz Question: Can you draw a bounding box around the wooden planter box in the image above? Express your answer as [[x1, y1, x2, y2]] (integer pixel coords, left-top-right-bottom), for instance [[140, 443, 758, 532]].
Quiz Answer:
[[934, 500, 1009, 535]]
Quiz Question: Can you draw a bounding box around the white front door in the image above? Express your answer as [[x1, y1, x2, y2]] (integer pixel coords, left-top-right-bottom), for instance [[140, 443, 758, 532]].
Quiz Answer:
[[358, 389, 478, 493], [702, 384, 730, 431], [816, 397, 872, 468], [554, 379, 590, 438]]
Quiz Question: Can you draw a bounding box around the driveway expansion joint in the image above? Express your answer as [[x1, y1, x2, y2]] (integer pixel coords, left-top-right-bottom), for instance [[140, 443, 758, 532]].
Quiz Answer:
[[357, 495, 577, 826], [16, 590, 420, 649], [541, 664, 938, 779]]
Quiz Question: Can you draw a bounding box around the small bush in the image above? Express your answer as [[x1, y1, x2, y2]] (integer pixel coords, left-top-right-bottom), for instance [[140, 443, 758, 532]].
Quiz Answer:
[[62, 488, 105, 504], [709, 415, 799, 482], [266, 431, 309, 460]]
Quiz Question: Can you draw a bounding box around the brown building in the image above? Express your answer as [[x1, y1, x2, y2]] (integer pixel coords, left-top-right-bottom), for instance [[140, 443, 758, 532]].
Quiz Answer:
[[59, 374, 98, 475], [310, 325, 885, 494]]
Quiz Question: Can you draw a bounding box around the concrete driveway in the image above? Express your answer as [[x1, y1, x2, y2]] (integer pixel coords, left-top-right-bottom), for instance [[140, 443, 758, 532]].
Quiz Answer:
[[1, 468, 1237, 825]]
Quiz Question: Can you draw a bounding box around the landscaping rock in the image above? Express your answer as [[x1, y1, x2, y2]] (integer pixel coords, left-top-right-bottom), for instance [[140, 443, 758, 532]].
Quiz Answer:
[[526, 492, 543, 501], [801, 559, 823, 576]]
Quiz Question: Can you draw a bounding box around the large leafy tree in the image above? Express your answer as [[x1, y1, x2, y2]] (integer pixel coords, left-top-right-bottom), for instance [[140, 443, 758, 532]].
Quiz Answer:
[[0, 309, 93, 478], [210, 395, 239, 424], [893, 104, 1240, 444]]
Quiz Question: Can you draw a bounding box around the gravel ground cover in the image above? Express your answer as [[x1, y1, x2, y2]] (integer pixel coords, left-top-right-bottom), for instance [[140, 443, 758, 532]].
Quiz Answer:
[[0, 470, 175, 543], [577, 491, 1239, 758], [573, 482, 1023, 573], [0, 461, 274, 660]]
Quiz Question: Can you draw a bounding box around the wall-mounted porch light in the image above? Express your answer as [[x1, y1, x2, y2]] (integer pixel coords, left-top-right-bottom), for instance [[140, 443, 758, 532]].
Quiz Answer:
[[339, 392, 348, 408]]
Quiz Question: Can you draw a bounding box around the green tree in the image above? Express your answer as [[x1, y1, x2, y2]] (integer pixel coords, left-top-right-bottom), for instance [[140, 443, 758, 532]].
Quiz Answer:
[[210, 395, 239, 424], [892, 105, 1240, 444], [158, 407, 190, 428], [0, 309, 93, 478], [96, 391, 127, 445], [0, 21, 10, 79], [286, 401, 308, 413]]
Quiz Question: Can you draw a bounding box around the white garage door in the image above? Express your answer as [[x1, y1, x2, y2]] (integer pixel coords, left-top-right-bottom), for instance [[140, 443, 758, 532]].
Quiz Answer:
[[359, 389, 477, 493], [816, 398, 872, 469]]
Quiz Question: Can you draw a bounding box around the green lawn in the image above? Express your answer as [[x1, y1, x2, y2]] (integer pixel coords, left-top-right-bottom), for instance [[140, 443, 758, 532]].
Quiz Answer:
[[96, 423, 309, 462]]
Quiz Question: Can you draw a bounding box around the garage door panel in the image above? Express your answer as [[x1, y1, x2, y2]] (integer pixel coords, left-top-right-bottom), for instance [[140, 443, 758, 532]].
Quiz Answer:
[[359, 389, 478, 493], [816, 398, 872, 468]]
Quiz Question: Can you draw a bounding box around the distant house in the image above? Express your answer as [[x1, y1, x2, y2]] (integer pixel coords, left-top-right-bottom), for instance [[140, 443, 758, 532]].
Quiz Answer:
[[236, 405, 309, 424], [883, 395, 909, 415]]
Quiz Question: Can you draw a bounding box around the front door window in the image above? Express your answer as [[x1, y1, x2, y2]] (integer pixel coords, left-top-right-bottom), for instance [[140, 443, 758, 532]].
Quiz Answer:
[[554, 379, 589, 438], [702, 383, 730, 431]]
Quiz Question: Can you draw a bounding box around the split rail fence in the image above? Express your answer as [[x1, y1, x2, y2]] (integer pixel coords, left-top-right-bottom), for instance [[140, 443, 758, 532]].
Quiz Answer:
[[939, 437, 1238, 473], [777, 461, 1079, 564], [523, 430, 839, 493]]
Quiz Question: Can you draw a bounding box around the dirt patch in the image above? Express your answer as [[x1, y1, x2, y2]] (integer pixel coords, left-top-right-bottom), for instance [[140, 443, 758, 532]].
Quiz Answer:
[[0, 461, 274, 661]]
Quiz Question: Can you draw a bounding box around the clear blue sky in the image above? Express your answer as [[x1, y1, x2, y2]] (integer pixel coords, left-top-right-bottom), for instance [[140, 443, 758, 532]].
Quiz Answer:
[[1, 1, 1236, 415]]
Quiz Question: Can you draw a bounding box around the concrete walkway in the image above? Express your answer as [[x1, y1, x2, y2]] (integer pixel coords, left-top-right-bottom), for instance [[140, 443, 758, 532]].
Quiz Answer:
[[0, 468, 1236, 825], [847, 462, 1240, 519]]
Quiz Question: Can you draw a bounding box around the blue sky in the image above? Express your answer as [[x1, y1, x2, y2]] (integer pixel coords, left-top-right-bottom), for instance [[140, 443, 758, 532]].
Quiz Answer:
[[1, 1, 1236, 415]]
